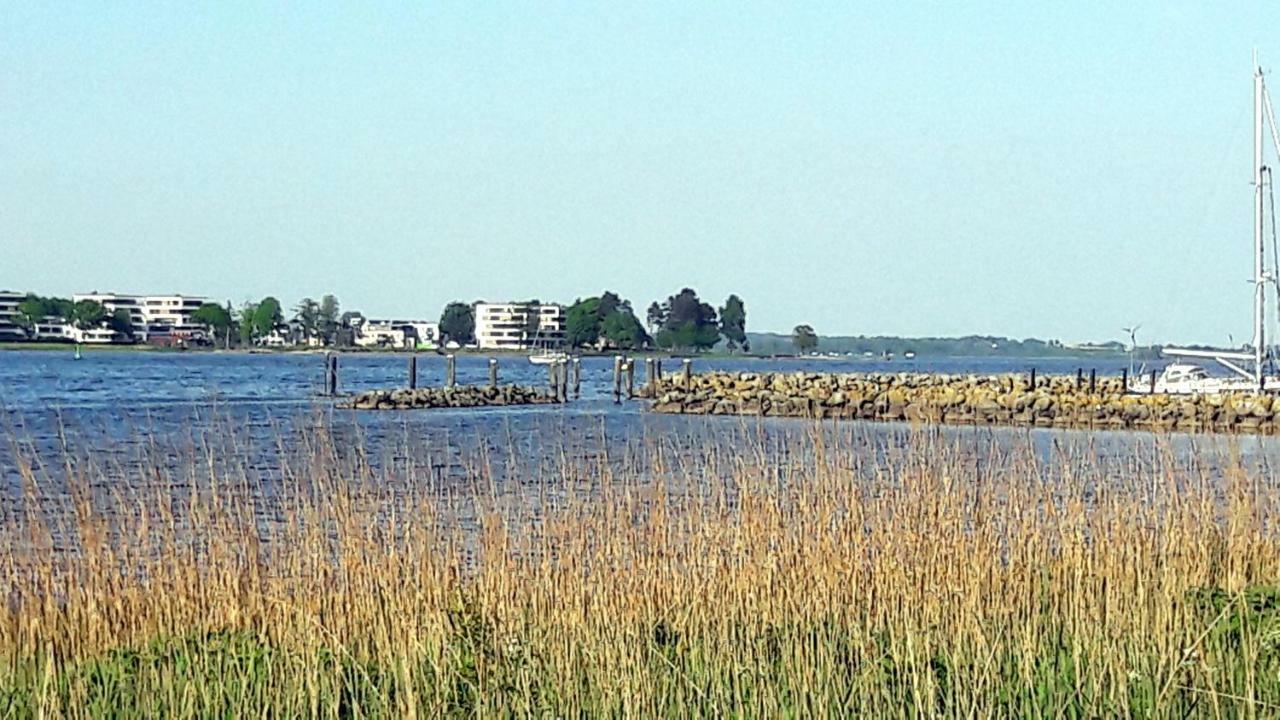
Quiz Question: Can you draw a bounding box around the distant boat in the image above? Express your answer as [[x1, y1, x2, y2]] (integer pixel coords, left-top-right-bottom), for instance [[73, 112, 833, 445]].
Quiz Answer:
[[529, 349, 569, 365], [904, 351, 916, 360]]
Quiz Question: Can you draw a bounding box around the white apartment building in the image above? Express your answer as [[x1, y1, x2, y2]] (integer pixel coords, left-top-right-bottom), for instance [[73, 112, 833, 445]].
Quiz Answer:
[[72, 292, 210, 342], [474, 302, 565, 350], [0, 291, 24, 341], [355, 319, 440, 349]]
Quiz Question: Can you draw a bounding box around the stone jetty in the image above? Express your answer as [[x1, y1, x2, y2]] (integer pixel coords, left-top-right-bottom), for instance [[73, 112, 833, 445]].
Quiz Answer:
[[640, 371, 1280, 433], [342, 385, 558, 411]]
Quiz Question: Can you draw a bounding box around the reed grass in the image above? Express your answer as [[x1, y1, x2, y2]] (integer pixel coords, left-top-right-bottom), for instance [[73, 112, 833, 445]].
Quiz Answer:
[[2, 417, 1280, 717]]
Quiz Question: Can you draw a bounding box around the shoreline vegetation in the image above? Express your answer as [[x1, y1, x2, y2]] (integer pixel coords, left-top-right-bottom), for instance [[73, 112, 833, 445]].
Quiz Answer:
[[0, 339, 1143, 360], [2, 421, 1280, 715]]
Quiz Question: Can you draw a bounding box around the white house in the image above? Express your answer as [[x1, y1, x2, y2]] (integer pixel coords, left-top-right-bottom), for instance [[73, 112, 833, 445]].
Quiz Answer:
[[355, 319, 439, 349]]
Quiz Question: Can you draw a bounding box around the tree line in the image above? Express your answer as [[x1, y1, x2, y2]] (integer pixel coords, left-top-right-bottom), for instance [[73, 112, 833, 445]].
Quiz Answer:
[[431, 289, 749, 353]]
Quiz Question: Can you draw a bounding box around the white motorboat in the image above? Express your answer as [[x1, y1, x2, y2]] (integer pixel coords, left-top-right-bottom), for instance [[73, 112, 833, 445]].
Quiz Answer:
[[1131, 56, 1280, 394]]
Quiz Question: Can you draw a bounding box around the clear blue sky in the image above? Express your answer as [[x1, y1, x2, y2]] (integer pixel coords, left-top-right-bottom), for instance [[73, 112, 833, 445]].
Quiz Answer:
[[2, 2, 1278, 345]]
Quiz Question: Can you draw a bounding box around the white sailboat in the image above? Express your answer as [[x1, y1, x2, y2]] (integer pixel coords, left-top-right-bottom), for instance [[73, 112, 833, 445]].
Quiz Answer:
[[1132, 56, 1280, 394]]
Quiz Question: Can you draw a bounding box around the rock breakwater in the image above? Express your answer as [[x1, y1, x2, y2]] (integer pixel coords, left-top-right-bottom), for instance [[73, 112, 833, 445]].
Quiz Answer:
[[641, 371, 1280, 433], [342, 385, 558, 410]]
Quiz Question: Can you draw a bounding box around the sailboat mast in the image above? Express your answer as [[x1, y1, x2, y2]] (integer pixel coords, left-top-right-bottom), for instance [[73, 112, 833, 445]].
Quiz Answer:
[[1254, 58, 1266, 385]]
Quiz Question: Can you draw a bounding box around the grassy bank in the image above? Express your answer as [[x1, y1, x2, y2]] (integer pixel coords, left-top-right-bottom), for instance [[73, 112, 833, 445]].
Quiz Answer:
[[2, 423, 1279, 716]]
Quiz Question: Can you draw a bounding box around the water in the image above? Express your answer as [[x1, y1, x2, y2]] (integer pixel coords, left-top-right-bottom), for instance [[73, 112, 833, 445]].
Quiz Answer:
[[1, 349, 1275, 552]]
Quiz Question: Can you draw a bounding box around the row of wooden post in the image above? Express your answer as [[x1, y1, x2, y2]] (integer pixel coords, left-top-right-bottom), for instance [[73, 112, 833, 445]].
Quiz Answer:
[[323, 352, 676, 401]]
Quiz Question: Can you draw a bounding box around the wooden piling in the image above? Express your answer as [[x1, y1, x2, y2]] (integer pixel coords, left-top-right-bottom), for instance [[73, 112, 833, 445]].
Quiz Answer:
[[1089, 369, 1096, 393], [488, 358, 498, 388], [613, 356, 623, 404], [1150, 370, 1157, 393], [1122, 367, 1129, 392], [446, 354, 456, 388], [645, 357, 656, 392], [1075, 368, 1083, 390], [548, 361, 558, 394], [409, 354, 418, 390], [572, 358, 582, 399], [625, 359, 635, 399], [683, 358, 693, 390], [325, 352, 338, 396], [1029, 367, 1037, 390]]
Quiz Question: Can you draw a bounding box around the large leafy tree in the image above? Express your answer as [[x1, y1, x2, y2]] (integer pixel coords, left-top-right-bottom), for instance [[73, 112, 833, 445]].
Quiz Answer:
[[318, 295, 341, 345], [252, 297, 283, 339], [192, 302, 235, 348], [14, 295, 73, 337], [439, 302, 475, 345], [645, 301, 666, 334], [238, 302, 259, 346], [107, 308, 136, 341], [565, 292, 650, 350], [792, 324, 818, 353], [601, 310, 648, 349], [70, 300, 106, 331], [294, 298, 320, 341], [719, 294, 748, 353], [655, 288, 719, 351], [565, 297, 603, 348]]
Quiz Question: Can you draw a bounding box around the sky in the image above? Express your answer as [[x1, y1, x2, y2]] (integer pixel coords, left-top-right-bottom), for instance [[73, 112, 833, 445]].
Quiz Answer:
[[3, 2, 1280, 345]]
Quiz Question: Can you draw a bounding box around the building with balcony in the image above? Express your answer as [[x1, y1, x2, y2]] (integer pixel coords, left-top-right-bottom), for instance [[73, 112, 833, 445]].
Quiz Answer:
[[474, 302, 565, 350], [0, 290, 25, 341]]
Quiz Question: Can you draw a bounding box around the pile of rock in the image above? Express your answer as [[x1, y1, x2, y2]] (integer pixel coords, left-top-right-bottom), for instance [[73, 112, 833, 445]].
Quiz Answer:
[[640, 371, 1280, 433], [342, 385, 558, 411]]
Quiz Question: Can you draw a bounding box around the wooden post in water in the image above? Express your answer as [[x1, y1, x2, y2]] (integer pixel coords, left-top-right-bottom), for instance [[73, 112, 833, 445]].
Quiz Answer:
[[613, 356, 623, 404], [645, 357, 656, 393], [1122, 367, 1129, 392], [324, 352, 338, 396], [572, 358, 582, 399], [488, 358, 498, 388], [656, 359, 664, 384], [625, 359, 635, 399], [1029, 367, 1037, 390], [548, 361, 558, 395], [409, 354, 418, 390], [1075, 368, 1083, 390], [1089, 369, 1096, 393], [1150, 370, 1157, 394], [683, 358, 693, 390], [446, 354, 456, 388]]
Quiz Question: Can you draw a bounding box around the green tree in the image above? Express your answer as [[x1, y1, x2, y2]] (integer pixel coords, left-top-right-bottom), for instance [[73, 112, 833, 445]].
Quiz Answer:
[[719, 295, 748, 353], [70, 300, 106, 331], [565, 297, 603, 348], [238, 302, 259, 346], [655, 288, 719, 351], [439, 302, 475, 345], [645, 301, 666, 334], [252, 297, 283, 339], [192, 302, 234, 348], [14, 295, 47, 336], [601, 310, 649, 349], [294, 298, 320, 343], [318, 295, 341, 345], [108, 308, 136, 342], [792, 324, 818, 354]]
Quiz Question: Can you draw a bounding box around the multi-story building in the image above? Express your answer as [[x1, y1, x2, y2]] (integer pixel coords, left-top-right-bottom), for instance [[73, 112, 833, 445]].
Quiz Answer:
[[0, 290, 25, 341], [474, 302, 565, 350], [72, 292, 209, 343], [354, 319, 440, 349]]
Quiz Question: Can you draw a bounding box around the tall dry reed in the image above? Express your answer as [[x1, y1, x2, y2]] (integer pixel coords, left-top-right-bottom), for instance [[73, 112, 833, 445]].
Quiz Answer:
[[1, 417, 1279, 717]]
